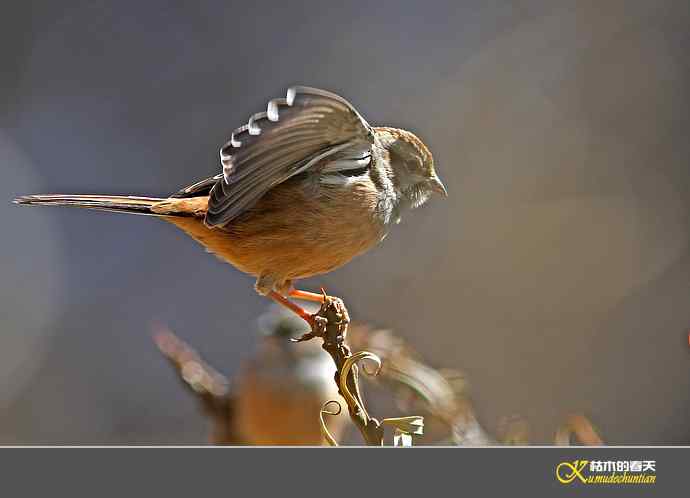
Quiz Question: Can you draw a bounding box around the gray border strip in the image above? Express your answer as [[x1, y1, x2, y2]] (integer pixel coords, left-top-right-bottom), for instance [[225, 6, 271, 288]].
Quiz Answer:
[[0, 447, 685, 496]]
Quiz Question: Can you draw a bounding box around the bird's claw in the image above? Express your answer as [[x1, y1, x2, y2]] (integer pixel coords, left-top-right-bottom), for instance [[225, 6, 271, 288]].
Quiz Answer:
[[289, 332, 315, 343], [290, 314, 328, 342]]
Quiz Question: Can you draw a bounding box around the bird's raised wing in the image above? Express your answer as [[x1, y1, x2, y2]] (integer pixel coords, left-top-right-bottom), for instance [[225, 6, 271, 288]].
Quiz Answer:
[[204, 86, 374, 227]]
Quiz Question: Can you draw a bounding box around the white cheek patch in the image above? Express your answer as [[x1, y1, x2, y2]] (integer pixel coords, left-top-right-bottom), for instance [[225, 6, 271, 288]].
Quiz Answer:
[[322, 157, 370, 172], [319, 174, 364, 187]]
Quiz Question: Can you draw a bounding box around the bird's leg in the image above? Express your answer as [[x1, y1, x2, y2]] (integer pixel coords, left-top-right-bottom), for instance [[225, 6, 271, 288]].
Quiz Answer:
[[288, 287, 337, 303], [267, 291, 315, 326]]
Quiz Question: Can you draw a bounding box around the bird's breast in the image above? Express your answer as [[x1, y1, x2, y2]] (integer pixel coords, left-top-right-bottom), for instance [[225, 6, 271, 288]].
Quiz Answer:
[[171, 175, 389, 281]]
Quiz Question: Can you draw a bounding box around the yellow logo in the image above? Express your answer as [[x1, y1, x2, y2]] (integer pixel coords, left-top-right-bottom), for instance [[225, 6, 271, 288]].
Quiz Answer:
[[556, 459, 656, 485], [556, 460, 589, 484]]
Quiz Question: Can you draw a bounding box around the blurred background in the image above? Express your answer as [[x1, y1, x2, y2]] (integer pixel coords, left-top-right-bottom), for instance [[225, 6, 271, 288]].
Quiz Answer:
[[1, 0, 688, 444]]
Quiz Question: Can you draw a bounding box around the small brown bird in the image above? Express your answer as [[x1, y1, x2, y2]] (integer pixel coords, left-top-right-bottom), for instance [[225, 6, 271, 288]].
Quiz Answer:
[[14, 86, 446, 322]]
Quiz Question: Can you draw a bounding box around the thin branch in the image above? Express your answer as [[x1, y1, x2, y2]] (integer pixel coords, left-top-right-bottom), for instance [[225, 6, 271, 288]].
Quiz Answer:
[[153, 325, 240, 444]]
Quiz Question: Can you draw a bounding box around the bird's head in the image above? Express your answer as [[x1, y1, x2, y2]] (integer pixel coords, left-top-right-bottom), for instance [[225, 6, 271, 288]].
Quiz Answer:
[[374, 127, 446, 209]]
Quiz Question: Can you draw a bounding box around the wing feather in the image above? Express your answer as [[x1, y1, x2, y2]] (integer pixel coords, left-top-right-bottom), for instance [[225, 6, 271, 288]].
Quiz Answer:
[[205, 86, 374, 227]]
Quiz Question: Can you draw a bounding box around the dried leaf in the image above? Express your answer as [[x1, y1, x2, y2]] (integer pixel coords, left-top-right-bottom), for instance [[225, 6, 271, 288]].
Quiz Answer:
[[393, 430, 413, 447], [382, 415, 424, 446], [382, 415, 424, 435]]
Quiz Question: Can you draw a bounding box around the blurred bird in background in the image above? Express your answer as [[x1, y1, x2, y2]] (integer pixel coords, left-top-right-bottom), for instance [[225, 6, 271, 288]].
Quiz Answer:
[[14, 86, 446, 324], [155, 304, 347, 445], [233, 305, 347, 445]]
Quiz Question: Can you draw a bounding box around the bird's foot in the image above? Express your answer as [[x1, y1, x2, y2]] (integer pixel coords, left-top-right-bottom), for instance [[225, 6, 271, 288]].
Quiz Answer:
[[267, 288, 346, 343], [267, 290, 317, 327], [288, 287, 337, 303], [289, 314, 329, 343]]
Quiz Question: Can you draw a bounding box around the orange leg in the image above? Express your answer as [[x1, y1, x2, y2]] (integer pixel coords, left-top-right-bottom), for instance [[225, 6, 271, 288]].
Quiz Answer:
[[289, 288, 335, 303], [268, 291, 315, 326]]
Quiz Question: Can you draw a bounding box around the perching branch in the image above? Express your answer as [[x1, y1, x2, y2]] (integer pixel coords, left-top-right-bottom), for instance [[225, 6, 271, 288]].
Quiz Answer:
[[294, 296, 385, 445], [294, 295, 424, 446]]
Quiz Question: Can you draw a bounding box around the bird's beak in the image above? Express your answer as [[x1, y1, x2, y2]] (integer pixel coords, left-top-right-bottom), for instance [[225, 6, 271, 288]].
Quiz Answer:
[[429, 175, 448, 197]]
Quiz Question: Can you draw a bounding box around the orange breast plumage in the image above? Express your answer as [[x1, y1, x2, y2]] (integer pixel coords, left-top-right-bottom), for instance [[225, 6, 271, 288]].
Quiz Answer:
[[166, 174, 387, 293]]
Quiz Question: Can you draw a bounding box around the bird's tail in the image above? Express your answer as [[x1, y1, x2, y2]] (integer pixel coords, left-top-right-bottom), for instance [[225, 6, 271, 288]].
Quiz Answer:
[[13, 194, 207, 217]]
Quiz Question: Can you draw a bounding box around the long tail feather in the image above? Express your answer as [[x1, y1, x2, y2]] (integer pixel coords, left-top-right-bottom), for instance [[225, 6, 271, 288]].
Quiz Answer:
[[13, 194, 163, 216], [13, 194, 207, 218]]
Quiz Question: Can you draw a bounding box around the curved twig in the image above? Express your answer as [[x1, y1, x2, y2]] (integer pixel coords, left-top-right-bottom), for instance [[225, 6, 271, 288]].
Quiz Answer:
[[319, 400, 343, 446], [339, 351, 382, 420]]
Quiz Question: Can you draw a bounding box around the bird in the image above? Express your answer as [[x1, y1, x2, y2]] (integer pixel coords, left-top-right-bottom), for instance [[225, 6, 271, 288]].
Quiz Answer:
[[14, 86, 446, 324], [234, 304, 348, 445], [154, 305, 348, 445]]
